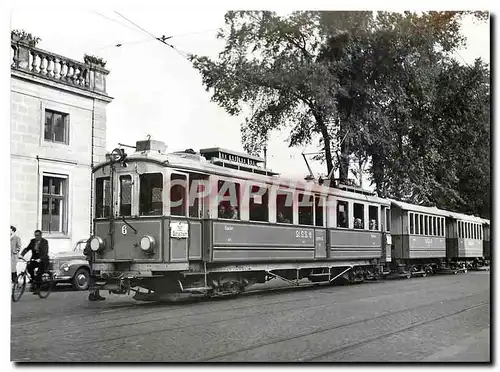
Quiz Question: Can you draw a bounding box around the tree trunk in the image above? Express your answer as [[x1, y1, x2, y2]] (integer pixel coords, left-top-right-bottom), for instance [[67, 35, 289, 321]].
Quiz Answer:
[[339, 132, 349, 184], [315, 114, 334, 177]]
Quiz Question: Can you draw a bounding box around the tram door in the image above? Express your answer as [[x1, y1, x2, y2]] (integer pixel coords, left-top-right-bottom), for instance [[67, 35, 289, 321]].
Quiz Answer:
[[186, 173, 210, 261]]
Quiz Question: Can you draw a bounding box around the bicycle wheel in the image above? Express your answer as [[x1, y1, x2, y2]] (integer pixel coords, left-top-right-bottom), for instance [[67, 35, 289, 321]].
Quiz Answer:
[[12, 272, 27, 302], [37, 272, 53, 299]]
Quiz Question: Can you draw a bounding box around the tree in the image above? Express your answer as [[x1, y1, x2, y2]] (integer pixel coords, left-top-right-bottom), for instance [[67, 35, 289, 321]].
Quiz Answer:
[[190, 11, 375, 178], [189, 10, 490, 216]]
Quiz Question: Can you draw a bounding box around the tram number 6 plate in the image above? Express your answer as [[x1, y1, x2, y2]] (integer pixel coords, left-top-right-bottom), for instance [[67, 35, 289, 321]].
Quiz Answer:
[[121, 225, 127, 235], [296, 230, 312, 239]]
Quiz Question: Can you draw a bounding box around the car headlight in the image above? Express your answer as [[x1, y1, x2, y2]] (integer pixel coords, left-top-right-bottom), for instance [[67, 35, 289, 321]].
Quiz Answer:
[[61, 263, 70, 272], [140, 235, 156, 254], [90, 236, 105, 252]]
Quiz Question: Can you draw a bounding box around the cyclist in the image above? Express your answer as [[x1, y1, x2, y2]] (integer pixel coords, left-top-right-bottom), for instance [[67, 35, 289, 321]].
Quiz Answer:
[[19, 230, 49, 294]]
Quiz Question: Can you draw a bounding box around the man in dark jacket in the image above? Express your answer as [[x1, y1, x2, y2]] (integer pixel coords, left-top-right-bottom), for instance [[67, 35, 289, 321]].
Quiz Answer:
[[20, 230, 49, 293], [83, 237, 105, 301]]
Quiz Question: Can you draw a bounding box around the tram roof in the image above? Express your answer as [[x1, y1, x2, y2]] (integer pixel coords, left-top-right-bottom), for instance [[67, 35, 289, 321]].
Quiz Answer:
[[95, 148, 390, 205], [389, 199, 449, 217]]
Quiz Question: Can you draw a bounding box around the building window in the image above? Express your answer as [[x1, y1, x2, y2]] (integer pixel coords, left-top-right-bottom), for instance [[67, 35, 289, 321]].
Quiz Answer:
[[95, 177, 111, 218], [119, 175, 132, 216], [315, 196, 324, 227], [249, 185, 269, 222], [139, 173, 163, 216], [218, 180, 240, 220], [298, 193, 313, 226], [45, 109, 69, 144], [353, 203, 364, 229], [276, 189, 293, 224], [41, 175, 67, 234], [369, 206, 378, 230], [337, 200, 349, 228]]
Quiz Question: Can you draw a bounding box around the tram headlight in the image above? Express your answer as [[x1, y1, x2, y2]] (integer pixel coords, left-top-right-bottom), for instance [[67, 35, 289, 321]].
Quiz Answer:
[[90, 236, 105, 252], [140, 235, 156, 254]]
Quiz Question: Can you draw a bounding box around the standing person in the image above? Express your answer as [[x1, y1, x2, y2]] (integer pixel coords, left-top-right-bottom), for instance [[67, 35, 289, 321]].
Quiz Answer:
[[20, 230, 49, 293], [83, 237, 105, 301], [10, 226, 21, 283]]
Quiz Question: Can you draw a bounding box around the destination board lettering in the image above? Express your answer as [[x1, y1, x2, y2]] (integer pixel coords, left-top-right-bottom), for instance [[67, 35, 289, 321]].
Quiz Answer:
[[171, 221, 189, 239]]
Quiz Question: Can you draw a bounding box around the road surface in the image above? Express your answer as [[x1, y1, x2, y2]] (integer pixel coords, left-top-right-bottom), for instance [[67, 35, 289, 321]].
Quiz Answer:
[[11, 271, 490, 362]]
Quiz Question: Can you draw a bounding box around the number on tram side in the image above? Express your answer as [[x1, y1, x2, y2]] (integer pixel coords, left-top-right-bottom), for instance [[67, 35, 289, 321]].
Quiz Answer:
[[295, 230, 313, 239]]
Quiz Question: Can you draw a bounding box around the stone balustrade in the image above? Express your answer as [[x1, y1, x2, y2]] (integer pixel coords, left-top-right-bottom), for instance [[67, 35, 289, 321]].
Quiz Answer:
[[11, 36, 109, 95]]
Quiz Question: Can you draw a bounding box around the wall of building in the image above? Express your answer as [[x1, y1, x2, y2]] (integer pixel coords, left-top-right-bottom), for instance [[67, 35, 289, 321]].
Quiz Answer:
[[10, 73, 111, 255]]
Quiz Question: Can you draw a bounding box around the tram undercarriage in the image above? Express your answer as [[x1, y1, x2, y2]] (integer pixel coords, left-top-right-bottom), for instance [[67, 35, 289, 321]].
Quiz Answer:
[[92, 261, 384, 302]]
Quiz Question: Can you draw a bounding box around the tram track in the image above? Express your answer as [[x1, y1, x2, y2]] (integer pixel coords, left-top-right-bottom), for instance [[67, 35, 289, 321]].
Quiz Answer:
[[12, 289, 488, 358], [10, 273, 454, 329], [301, 302, 488, 361], [11, 274, 461, 336], [199, 297, 489, 362]]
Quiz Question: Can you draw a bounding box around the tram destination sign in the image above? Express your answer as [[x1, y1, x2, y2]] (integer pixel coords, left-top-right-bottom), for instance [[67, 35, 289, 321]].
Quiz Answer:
[[170, 221, 189, 239]]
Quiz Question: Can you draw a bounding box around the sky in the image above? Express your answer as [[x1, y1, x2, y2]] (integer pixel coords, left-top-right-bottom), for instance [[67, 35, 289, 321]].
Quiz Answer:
[[9, 8, 490, 186]]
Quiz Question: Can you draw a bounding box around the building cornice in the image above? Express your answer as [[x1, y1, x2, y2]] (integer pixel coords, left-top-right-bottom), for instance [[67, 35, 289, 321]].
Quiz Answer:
[[11, 70, 113, 103]]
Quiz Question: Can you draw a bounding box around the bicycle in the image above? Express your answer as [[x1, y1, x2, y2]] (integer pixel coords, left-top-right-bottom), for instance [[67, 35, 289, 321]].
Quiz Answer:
[[12, 257, 54, 302]]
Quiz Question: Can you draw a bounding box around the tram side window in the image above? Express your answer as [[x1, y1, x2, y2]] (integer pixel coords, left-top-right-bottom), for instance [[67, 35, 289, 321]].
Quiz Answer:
[[298, 193, 313, 225], [369, 206, 378, 230], [432, 217, 437, 236], [409, 213, 414, 234], [188, 176, 206, 218], [139, 173, 163, 216], [119, 175, 132, 216], [441, 218, 445, 237], [218, 180, 240, 220], [249, 185, 269, 222], [354, 203, 364, 229], [386, 209, 391, 232], [337, 200, 349, 228], [315, 196, 324, 227], [424, 216, 428, 235], [276, 189, 293, 224], [95, 177, 111, 218], [458, 221, 462, 238], [419, 215, 424, 235], [170, 174, 187, 216], [437, 217, 441, 236]]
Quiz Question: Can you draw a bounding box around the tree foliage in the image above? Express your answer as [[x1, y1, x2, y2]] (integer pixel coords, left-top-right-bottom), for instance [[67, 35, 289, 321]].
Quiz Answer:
[[189, 11, 490, 217]]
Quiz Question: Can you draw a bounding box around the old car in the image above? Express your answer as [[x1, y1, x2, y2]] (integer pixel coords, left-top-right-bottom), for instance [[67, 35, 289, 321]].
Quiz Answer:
[[49, 239, 90, 291]]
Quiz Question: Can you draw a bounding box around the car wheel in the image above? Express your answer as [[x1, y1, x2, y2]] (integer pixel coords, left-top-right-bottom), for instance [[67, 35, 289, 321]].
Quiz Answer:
[[73, 268, 90, 291]]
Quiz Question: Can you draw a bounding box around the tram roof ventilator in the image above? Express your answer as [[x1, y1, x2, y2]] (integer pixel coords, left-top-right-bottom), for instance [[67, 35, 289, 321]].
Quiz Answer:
[[199, 147, 280, 177]]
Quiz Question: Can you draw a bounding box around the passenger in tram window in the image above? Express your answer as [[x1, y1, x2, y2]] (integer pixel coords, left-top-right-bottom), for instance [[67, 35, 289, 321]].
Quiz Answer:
[[227, 206, 238, 219], [277, 211, 290, 224], [369, 219, 377, 230], [354, 218, 363, 229], [337, 212, 347, 228], [218, 204, 227, 219]]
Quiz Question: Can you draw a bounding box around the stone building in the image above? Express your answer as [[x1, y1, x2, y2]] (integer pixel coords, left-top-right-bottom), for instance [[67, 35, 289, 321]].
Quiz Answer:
[[10, 35, 113, 254]]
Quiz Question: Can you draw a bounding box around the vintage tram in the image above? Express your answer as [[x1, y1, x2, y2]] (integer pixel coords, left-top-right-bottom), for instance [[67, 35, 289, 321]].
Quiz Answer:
[[87, 138, 489, 301], [88, 139, 392, 301]]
